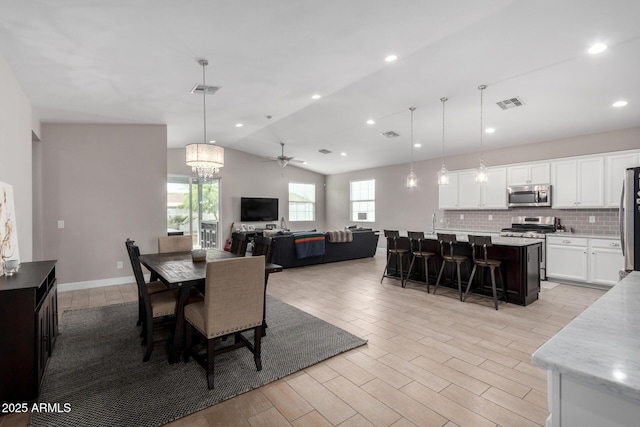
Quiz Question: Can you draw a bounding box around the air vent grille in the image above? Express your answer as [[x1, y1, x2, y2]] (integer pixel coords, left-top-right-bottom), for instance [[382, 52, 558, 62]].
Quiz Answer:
[[318, 149, 332, 154], [381, 131, 400, 138], [191, 84, 221, 95], [496, 96, 524, 110]]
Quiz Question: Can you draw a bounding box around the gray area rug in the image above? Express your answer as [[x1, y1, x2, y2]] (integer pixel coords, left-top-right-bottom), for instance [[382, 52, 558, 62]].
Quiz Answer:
[[30, 296, 366, 427]]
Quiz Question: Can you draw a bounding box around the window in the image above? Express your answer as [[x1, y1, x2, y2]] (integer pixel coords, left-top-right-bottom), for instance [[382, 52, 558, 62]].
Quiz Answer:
[[167, 176, 220, 248], [288, 182, 315, 222], [350, 179, 375, 222]]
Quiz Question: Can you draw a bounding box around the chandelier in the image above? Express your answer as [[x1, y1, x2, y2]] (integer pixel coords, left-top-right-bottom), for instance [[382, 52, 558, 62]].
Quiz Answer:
[[185, 59, 224, 179]]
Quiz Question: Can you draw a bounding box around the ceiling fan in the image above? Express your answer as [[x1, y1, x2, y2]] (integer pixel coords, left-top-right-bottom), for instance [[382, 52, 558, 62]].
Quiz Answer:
[[264, 142, 305, 168]]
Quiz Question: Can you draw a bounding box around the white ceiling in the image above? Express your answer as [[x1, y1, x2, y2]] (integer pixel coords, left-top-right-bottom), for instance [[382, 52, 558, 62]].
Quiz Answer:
[[1, 0, 639, 175]]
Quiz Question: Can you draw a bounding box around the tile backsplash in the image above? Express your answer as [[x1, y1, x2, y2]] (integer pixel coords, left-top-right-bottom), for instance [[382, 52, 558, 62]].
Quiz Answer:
[[442, 207, 620, 236]]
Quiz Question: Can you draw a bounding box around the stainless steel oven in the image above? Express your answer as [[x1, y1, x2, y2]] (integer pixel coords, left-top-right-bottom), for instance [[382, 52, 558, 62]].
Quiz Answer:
[[507, 184, 551, 207], [500, 216, 556, 280]]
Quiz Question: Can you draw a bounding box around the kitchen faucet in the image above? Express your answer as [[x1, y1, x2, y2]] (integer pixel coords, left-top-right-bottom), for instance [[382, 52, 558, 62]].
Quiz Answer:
[[431, 213, 436, 234]]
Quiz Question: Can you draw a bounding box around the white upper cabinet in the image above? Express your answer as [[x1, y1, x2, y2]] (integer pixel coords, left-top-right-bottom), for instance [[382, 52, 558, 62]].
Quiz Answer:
[[552, 157, 605, 208], [457, 167, 507, 210], [438, 171, 459, 209], [507, 162, 550, 185], [606, 152, 640, 207]]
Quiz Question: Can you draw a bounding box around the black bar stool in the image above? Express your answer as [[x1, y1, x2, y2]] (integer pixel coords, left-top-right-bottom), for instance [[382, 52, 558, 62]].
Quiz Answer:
[[380, 230, 410, 284], [463, 235, 507, 310], [403, 231, 437, 292], [434, 233, 471, 301]]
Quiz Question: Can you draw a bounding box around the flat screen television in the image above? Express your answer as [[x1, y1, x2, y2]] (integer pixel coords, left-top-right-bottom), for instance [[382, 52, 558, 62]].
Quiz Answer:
[[240, 197, 278, 222]]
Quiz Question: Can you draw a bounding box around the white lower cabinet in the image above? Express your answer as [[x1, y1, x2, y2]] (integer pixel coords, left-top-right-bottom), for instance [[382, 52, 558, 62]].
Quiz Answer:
[[546, 236, 588, 282], [547, 236, 623, 287]]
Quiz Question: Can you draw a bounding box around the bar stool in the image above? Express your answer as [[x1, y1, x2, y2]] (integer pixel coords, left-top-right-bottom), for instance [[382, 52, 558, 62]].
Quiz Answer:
[[434, 233, 471, 301], [380, 230, 410, 284], [403, 231, 437, 292], [463, 235, 507, 310]]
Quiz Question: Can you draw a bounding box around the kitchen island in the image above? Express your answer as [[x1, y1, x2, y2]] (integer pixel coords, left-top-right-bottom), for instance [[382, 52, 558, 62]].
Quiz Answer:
[[386, 233, 542, 305], [532, 271, 640, 427]]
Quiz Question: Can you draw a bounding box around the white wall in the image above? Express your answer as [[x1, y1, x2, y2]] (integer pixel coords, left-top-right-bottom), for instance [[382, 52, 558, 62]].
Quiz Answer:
[[168, 146, 327, 244], [0, 54, 33, 261], [41, 124, 167, 285]]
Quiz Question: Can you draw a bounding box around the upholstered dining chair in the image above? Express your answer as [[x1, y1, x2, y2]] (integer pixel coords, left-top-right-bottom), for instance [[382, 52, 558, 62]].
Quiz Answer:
[[126, 239, 203, 362], [251, 235, 274, 335], [158, 235, 193, 253], [230, 232, 249, 256], [125, 238, 168, 326], [183, 256, 265, 389]]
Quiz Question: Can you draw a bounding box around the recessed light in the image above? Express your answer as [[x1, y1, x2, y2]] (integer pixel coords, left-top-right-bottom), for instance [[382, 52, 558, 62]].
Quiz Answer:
[[311, 94, 321, 99], [485, 128, 496, 134], [366, 119, 375, 125], [588, 43, 607, 54], [414, 143, 422, 148], [340, 152, 347, 156], [612, 100, 628, 108], [384, 55, 397, 62], [209, 140, 216, 143], [302, 161, 308, 165], [235, 123, 243, 127]]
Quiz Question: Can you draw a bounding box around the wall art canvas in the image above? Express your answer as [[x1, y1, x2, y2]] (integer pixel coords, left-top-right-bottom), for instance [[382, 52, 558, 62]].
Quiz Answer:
[[0, 182, 20, 276]]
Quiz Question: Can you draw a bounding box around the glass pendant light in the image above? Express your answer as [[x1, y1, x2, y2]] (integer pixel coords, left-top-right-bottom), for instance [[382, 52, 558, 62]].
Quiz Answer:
[[406, 107, 418, 188], [475, 84, 488, 183], [185, 59, 224, 180], [437, 97, 449, 185]]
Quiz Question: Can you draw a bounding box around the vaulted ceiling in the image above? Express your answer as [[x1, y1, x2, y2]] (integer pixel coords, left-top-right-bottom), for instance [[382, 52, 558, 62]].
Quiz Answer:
[[1, 0, 638, 174]]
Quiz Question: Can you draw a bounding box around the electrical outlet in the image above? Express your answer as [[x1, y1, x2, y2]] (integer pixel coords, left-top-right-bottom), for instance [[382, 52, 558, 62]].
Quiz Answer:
[[57, 220, 64, 229], [488, 214, 493, 221], [459, 214, 464, 220], [589, 216, 596, 223], [116, 261, 123, 269]]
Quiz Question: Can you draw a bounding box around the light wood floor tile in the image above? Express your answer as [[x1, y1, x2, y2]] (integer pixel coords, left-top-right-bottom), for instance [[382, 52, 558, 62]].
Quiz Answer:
[[261, 380, 314, 422], [247, 407, 292, 427], [481, 386, 549, 425], [388, 334, 452, 364], [324, 354, 376, 386], [346, 352, 412, 389], [389, 418, 419, 427], [443, 357, 531, 399], [479, 360, 548, 394], [202, 399, 252, 427], [444, 338, 520, 368], [410, 355, 490, 396], [523, 388, 549, 410], [418, 336, 487, 366], [377, 353, 450, 392], [291, 410, 332, 427], [337, 414, 376, 427], [304, 362, 340, 384], [287, 373, 356, 425], [361, 378, 448, 427], [324, 376, 402, 427]]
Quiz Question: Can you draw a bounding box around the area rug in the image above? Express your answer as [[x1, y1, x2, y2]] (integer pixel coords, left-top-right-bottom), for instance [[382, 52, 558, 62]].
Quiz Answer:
[[30, 296, 366, 427]]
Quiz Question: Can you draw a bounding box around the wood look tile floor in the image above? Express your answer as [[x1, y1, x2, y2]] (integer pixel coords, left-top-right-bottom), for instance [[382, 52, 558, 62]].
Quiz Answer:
[[1, 252, 606, 427]]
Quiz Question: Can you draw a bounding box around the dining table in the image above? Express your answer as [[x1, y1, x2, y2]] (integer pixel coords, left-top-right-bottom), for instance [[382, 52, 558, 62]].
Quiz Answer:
[[138, 249, 282, 364]]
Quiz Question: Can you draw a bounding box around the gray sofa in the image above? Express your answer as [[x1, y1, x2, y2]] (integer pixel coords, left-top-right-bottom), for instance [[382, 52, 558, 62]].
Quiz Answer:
[[270, 229, 379, 268]]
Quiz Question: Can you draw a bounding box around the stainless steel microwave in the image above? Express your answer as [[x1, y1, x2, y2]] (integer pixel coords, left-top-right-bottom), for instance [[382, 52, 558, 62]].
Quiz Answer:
[[507, 184, 551, 207]]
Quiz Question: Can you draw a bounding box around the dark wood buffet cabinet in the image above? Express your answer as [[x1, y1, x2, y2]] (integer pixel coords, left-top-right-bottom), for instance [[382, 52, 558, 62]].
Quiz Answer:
[[0, 260, 57, 403]]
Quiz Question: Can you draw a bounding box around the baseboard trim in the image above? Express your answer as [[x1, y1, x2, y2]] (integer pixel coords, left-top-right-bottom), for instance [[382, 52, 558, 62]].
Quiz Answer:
[[58, 274, 149, 293]]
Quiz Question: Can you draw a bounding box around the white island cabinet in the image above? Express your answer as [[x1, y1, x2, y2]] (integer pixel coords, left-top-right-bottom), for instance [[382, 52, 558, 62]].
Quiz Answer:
[[532, 272, 640, 427]]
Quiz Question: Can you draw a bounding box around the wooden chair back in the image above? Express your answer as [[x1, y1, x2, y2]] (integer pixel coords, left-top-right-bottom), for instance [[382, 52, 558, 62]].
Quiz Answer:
[[468, 235, 493, 263], [408, 231, 426, 252], [125, 239, 152, 306], [252, 236, 274, 263], [158, 235, 192, 253], [230, 232, 249, 256], [437, 233, 458, 258], [384, 230, 400, 238]]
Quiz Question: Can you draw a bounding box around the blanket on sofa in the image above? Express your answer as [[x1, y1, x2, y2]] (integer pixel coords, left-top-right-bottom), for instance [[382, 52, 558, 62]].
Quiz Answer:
[[326, 230, 353, 243], [293, 231, 325, 259]]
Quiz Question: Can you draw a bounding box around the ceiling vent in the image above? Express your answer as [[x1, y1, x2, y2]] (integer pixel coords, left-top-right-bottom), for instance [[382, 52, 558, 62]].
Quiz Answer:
[[190, 84, 221, 95], [380, 130, 400, 138], [318, 149, 332, 154], [496, 96, 524, 110]]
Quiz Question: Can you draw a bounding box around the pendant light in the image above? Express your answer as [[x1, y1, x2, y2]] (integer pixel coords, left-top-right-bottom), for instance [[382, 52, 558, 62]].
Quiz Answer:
[[185, 59, 224, 180], [475, 84, 488, 183], [437, 97, 449, 185], [406, 107, 418, 188]]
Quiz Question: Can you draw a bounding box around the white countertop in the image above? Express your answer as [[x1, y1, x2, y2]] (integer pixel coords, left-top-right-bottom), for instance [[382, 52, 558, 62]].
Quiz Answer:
[[416, 232, 544, 247], [532, 271, 640, 402]]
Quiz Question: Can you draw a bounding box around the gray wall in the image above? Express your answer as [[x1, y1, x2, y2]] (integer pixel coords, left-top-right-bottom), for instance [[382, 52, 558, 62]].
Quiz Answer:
[[41, 124, 167, 284], [168, 147, 327, 244], [0, 54, 33, 262]]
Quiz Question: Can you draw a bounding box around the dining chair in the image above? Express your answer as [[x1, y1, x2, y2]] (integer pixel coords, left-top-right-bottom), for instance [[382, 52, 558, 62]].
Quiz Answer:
[[464, 235, 507, 310], [230, 232, 249, 256], [183, 256, 265, 389], [126, 239, 203, 362], [251, 235, 274, 335], [433, 233, 471, 301], [158, 235, 192, 253], [125, 238, 169, 326]]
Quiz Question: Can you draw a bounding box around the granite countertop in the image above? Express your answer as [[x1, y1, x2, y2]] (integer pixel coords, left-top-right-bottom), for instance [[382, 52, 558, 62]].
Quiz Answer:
[[416, 232, 544, 247], [532, 271, 640, 402]]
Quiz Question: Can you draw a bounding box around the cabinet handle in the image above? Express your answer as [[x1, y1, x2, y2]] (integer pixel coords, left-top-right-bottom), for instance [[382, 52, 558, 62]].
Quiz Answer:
[[562, 240, 571, 244]]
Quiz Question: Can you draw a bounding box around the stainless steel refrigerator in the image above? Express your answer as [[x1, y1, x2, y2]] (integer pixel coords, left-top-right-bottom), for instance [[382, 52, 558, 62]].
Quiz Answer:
[[621, 166, 640, 274]]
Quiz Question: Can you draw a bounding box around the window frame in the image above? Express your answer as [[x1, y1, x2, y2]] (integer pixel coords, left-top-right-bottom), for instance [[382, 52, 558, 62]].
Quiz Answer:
[[349, 179, 375, 222], [288, 181, 316, 222]]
